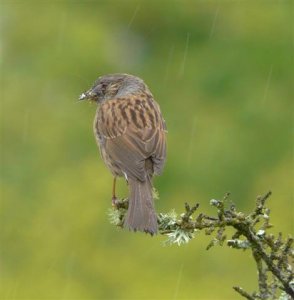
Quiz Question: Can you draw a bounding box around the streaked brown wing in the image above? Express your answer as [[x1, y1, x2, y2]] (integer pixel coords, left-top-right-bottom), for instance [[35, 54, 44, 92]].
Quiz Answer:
[[96, 96, 167, 181]]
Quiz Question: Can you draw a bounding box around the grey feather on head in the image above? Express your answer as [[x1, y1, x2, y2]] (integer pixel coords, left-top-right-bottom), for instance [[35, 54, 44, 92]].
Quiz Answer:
[[79, 74, 148, 103]]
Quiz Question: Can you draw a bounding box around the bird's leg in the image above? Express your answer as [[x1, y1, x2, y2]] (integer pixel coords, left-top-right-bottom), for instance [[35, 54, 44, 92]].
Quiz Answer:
[[112, 177, 118, 207]]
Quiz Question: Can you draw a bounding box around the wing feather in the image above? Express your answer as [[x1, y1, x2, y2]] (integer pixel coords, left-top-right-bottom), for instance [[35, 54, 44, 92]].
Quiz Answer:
[[96, 96, 167, 181]]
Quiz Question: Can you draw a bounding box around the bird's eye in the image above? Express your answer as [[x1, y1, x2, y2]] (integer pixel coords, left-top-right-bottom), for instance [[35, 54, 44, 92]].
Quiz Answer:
[[100, 83, 107, 93]]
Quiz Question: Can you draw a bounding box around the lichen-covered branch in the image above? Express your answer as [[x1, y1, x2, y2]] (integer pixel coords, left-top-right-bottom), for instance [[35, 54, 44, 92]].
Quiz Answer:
[[233, 286, 256, 300], [109, 191, 294, 299]]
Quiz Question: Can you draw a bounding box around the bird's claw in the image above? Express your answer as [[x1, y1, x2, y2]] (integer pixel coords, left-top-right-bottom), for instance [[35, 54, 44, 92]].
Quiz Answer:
[[112, 197, 118, 207]]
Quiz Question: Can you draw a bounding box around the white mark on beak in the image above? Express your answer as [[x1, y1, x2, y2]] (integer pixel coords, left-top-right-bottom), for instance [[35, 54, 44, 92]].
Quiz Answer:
[[79, 93, 87, 100]]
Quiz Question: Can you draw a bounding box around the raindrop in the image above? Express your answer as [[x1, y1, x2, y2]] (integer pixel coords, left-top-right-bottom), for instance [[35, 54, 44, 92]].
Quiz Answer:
[[127, 4, 140, 29], [210, 5, 220, 39], [163, 44, 175, 88], [178, 33, 190, 78], [262, 64, 273, 106], [173, 263, 184, 300]]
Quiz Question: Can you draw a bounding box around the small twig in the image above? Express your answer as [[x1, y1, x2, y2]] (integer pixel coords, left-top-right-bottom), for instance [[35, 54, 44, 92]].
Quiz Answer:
[[233, 286, 255, 300], [235, 223, 293, 297], [253, 250, 268, 299], [251, 191, 272, 219], [182, 202, 199, 223], [278, 237, 293, 270]]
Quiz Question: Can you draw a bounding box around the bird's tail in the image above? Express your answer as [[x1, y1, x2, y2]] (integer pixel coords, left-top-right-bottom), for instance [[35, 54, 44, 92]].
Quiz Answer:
[[124, 177, 158, 235]]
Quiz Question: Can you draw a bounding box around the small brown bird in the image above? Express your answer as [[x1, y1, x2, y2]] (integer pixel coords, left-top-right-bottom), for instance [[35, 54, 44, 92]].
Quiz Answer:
[[79, 74, 167, 234]]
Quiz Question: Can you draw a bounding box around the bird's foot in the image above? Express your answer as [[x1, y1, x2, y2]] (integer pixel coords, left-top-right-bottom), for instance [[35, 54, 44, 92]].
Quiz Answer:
[[112, 197, 118, 208]]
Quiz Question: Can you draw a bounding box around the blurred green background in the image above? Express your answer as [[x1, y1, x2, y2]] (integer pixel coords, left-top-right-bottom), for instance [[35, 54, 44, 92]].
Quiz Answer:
[[1, 0, 293, 299]]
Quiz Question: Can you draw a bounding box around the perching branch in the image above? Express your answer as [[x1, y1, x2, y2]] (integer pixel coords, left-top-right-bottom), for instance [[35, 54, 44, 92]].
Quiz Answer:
[[109, 191, 294, 299]]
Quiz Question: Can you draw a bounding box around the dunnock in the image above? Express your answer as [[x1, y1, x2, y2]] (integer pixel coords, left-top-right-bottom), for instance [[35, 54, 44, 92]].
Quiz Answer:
[[79, 74, 167, 235]]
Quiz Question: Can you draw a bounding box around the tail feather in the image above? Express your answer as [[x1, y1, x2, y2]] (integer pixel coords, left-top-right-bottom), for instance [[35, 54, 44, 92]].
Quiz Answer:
[[124, 177, 158, 235]]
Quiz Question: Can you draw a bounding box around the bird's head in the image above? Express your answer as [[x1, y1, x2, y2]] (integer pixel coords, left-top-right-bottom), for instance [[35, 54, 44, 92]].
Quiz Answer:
[[79, 73, 146, 103]]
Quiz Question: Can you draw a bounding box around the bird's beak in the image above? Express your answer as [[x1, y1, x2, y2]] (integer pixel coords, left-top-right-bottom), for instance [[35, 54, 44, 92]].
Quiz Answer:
[[79, 93, 86, 101], [79, 88, 100, 102], [79, 89, 96, 101], [79, 92, 88, 101]]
